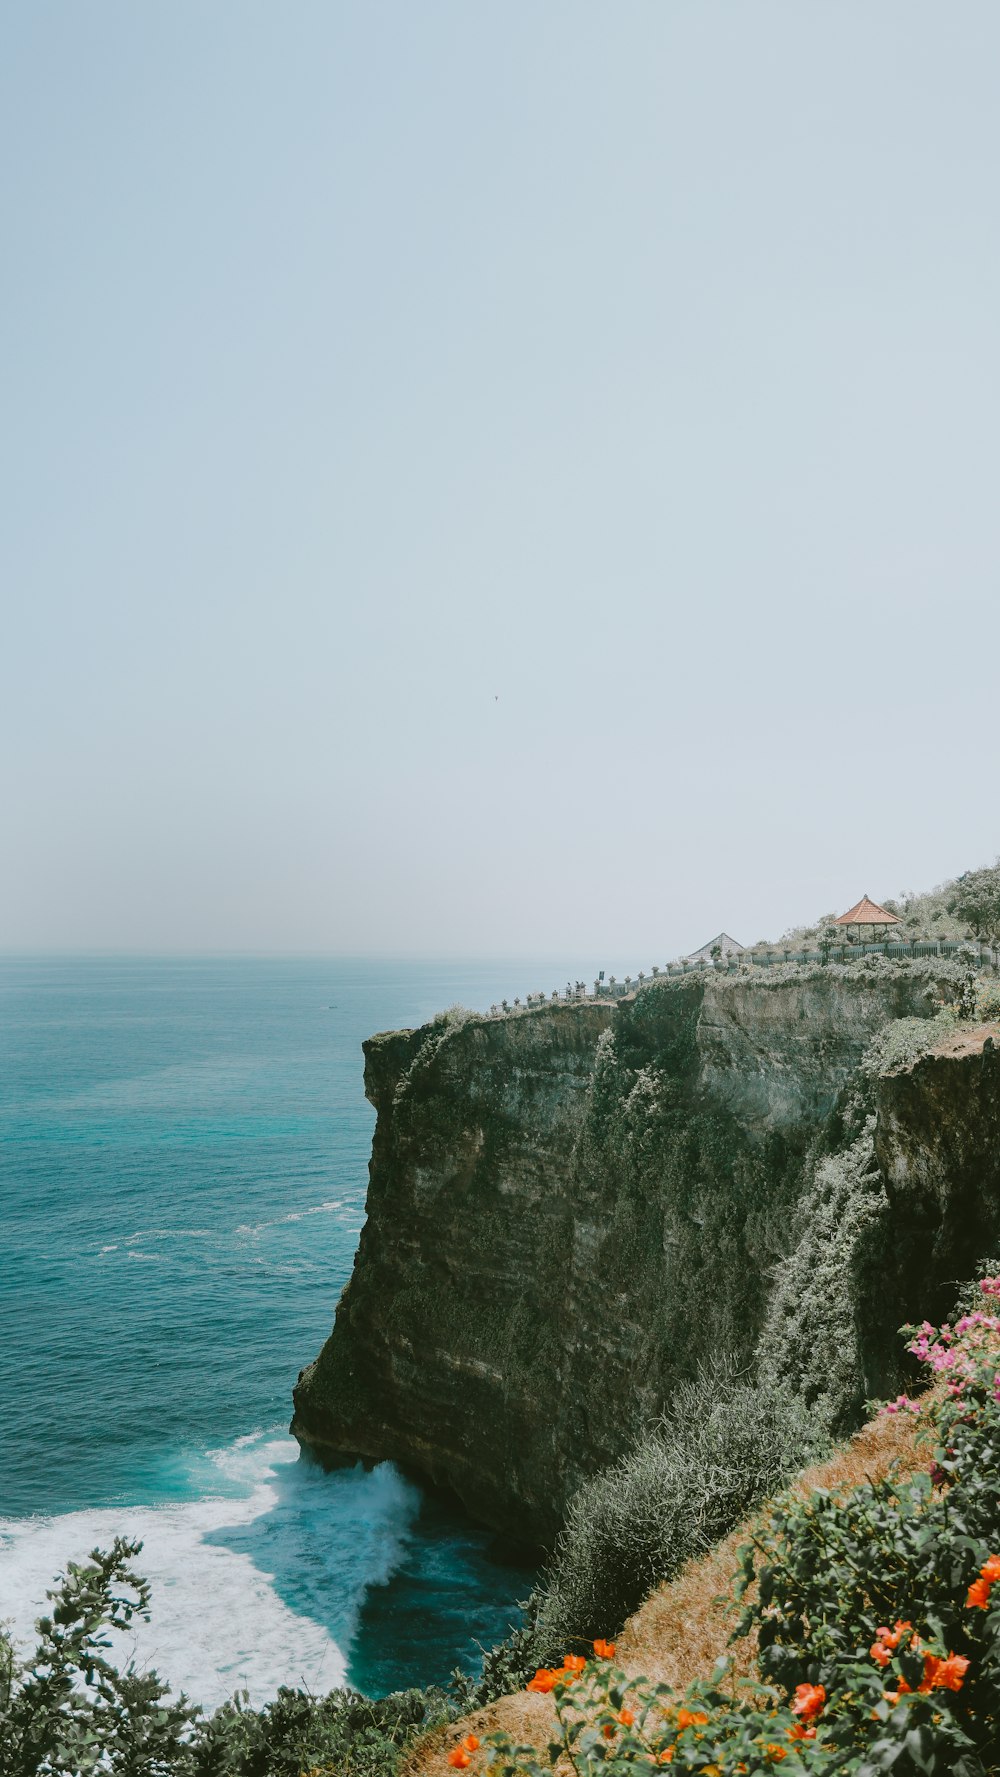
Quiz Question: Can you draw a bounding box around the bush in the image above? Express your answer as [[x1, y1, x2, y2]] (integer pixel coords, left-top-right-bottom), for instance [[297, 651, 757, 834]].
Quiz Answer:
[[757, 1126, 887, 1434], [0, 1538, 196, 1776], [194, 1686, 444, 1777], [951, 863, 1000, 948], [0, 1538, 447, 1777], [478, 1281, 1000, 1777], [529, 1359, 824, 1652]]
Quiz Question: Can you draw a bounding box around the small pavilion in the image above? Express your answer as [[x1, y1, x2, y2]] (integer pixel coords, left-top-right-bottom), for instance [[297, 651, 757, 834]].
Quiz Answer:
[[834, 895, 901, 944], [688, 932, 745, 962]]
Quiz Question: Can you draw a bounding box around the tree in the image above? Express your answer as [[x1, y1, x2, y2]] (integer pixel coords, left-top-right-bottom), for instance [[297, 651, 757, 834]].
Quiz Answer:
[[950, 863, 1000, 947]]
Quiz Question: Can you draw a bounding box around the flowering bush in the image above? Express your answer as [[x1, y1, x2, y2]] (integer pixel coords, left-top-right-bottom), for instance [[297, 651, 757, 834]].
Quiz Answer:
[[461, 1280, 1000, 1777]]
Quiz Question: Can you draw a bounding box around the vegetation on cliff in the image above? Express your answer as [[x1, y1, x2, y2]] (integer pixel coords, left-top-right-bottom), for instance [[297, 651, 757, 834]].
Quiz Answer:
[[457, 1277, 1000, 1776], [524, 1363, 823, 1655]]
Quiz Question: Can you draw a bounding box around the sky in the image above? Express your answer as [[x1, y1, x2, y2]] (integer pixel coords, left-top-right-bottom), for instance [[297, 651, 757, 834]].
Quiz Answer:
[[2, 2, 999, 964]]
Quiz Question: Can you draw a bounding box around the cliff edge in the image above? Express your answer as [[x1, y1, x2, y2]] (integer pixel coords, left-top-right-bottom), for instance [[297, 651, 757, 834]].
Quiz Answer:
[[292, 964, 1000, 1543]]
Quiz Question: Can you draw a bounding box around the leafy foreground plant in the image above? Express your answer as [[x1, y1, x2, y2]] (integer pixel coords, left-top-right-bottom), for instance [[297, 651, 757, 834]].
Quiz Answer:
[[0, 1540, 447, 1777], [0, 1538, 196, 1776], [468, 1281, 1000, 1777]]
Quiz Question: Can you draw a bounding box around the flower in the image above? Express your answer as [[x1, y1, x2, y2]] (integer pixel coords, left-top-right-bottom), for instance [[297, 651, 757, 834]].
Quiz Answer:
[[562, 1654, 587, 1673], [616, 1707, 635, 1727], [786, 1724, 816, 1741], [602, 1724, 616, 1740], [593, 1638, 616, 1659], [675, 1708, 709, 1730], [921, 1653, 969, 1693], [966, 1558, 1000, 1609], [656, 1751, 674, 1765], [526, 1668, 559, 1693], [871, 1620, 912, 1662], [763, 1747, 787, 1763], [448, 1735, 478, 1767], [791, 1684, 825, 1722], [881, 1394, 920, 1416]]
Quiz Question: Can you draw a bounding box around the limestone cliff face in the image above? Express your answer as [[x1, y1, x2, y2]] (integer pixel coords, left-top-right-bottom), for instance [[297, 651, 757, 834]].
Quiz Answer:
[[859, 1030, 1000, 1395], [292, 966, 967, 1543]]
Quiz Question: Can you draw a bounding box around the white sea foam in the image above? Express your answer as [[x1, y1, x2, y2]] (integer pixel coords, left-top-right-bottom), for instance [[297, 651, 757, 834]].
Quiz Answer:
[[0, 1438, 420, 1712], [123, 1228, 216, 1245], [235, 1199, 349, 1236]]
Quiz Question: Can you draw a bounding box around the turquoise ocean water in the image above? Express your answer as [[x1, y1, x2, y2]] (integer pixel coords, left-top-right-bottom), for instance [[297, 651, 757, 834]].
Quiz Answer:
[[0, 955, 588, 1708]]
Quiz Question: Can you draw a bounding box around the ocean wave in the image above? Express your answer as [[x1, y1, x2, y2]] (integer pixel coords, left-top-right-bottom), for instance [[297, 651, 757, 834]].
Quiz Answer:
[[235, 1199, 348, 1236], [123, 1228, 216, 1245], [0, 1437, 420, 1711]]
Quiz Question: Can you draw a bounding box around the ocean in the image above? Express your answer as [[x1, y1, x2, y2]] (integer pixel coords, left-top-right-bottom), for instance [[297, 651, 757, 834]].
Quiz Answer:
[[0, 954, 592, 1709]]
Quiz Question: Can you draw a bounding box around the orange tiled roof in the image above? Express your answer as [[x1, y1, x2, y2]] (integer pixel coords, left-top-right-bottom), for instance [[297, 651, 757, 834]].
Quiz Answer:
[[834, 895, 901, 927]]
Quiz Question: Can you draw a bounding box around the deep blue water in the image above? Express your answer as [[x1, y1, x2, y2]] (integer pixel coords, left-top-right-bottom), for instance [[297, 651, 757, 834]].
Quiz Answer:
[[0, 955, 587, 1706]]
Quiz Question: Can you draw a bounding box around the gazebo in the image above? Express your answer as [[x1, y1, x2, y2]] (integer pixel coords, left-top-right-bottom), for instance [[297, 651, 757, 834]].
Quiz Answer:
[[688, 932, 745, 963], [833, 895, 901, 944]]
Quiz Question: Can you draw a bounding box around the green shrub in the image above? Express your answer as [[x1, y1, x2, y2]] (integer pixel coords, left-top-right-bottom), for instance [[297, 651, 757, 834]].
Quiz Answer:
[[530, 1359, 824, 1652], [193, 1685, 444, 1777], [757, 1125, 887, 1434], [0, 1538, 196, 1776], [0, 1538, 447, 1777], [482, 1280, 1000, 1777]]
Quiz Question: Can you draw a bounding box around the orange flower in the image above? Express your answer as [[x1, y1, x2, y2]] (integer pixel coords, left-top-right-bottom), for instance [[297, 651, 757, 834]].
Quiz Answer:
[[526, 1668, 559, 1693], [562, 1654, 587, 1674], [447, 1752, 471, 1769], [617, 1708, 635, 1727], [593, 1639, 616, 1660], [786, 1724, 816, 1741], [921, 1652, 969, 1693], [791, 1684, 825, 1722], [602, 1723, 616, 1739], [460, 1737, 479, 1753], [676, 1708, 709, 1730], [982, 1555, 1000, 1583], [657, 1751, 674, 1765], [966, 1577, 991, 1609], [763, 1748, 787, 1764], [871, 1620, 914, 1665]]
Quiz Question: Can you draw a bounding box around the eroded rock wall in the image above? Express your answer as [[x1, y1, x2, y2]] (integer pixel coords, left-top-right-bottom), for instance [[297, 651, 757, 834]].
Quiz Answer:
[[293, 966, 963, 1543]]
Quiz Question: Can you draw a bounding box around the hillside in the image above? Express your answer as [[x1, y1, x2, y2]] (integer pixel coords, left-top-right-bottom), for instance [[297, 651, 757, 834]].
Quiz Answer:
[[413, 1400, 928, 1777]]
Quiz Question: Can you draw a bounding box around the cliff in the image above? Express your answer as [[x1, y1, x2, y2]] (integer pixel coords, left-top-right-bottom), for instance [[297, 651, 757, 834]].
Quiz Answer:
[[292, 963, 999, 1544]]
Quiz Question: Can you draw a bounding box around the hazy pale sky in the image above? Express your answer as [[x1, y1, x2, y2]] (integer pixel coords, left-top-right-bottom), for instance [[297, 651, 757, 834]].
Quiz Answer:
[[3, 3, 998, 963]]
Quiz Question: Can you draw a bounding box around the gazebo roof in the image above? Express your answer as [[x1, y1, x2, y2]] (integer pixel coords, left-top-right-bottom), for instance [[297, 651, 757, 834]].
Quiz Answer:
[[688, 931, 745, 962], [834, 895, 900, 928]]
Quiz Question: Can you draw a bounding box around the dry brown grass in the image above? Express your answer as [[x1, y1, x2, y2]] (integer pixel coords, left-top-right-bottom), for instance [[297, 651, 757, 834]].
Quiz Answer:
[[930, 1022, 1000, 1061], [402, 1403, 929, 1777]]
